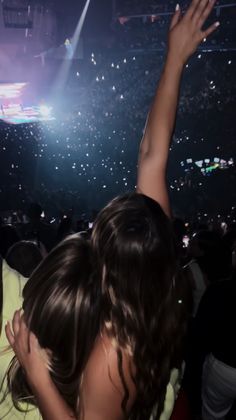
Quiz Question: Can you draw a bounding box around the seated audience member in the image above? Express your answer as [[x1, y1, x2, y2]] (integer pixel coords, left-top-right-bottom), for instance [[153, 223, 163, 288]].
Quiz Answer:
[[6, 241, 43, 278], [23, 203, 56, 252], [0, 225, 21, 259], [184, 272, 236, 420], [185, 230, 231, 316], [5, 1, 219, 419], [56, 216, 75, 243]]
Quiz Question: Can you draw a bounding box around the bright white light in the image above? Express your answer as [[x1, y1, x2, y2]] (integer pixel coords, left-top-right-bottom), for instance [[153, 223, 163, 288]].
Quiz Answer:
[[0, 82, 27, 99], [39, 105, 52, 117]]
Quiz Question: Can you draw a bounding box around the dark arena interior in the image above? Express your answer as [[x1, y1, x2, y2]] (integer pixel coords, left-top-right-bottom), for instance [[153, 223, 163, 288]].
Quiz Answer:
[[0, 0, 236, 419]]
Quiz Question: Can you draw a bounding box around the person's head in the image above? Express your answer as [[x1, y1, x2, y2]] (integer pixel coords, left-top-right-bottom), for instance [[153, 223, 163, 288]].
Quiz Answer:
[[188, 230, 219, 259], [6, 241, 43, 278], [27, 203, 43, 223], [189, 230, 232, 282], [92, 193, 187, 418], [56, 216, 74, 243], [6, 234, 100, 415], [0, 225, 21, 258]]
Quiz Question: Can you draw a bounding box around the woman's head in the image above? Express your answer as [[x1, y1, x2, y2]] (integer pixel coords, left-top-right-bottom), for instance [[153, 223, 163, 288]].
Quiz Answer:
[[6, 234, 100, 413], [92, 193, 177, 330], [6, 241, 43, 278], [92, 193, 186, 418]]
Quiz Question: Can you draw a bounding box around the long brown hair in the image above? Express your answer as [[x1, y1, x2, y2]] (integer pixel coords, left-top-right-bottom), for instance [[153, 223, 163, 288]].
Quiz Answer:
[[4, 194, 188, 419], [92, 193, 188, 419], [3, 235, 100, 415]]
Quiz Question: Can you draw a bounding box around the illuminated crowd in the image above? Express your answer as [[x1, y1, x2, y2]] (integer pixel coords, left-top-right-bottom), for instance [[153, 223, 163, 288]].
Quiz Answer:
[[0, 45, 236, 220]]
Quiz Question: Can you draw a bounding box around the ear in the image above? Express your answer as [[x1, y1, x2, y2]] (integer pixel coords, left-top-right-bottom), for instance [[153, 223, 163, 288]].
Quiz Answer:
[[170, 4, 181, 30]]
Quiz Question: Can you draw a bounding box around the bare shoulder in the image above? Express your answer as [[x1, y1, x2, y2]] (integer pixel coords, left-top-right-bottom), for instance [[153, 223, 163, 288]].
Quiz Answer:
[[81, 333, 136, 420]]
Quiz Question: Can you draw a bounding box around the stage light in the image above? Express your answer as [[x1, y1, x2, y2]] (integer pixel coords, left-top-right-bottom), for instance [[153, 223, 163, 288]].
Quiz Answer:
[[39, 105, 52, 117], [53, 0, 91, 92]]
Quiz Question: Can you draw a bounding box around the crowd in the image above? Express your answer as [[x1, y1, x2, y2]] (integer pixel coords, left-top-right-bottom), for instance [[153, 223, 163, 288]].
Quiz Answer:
[[116, 0, 189, 15], [116, 0, 232, 17], [0, 1, 236, 419], [114, 0, 235, 52], [0, 50, 236, 217]]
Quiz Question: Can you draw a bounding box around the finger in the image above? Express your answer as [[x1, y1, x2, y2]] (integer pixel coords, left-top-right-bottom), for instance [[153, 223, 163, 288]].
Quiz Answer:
[[5, 321, 15, 348], [184, 0, 201, 20], [197, 0, 217, 28], [192, 0, 209, 25], [201, 21, 220, 40], [12, 310, 21, 336], [29, 332, 40, 353], [19, 316, 31, 353], [170, 4, 181, 30]]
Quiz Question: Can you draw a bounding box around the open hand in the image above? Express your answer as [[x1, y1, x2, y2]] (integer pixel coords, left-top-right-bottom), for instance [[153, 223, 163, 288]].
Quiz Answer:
[[5, 310, 50, 388], [168, 0, 219, 65]]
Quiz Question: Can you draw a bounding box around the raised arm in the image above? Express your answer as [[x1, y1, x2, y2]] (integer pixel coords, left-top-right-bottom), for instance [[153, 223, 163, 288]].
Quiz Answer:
[[137, 0, 219, 217]]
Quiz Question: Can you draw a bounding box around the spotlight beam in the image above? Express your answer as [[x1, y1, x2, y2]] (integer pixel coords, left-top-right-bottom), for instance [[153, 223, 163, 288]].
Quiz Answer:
[[71, 0, 91, 58], [54, 0, 91, 92]]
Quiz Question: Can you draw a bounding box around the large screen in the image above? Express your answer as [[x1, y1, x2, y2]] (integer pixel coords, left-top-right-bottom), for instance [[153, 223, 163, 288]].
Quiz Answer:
[[0, 82, 27, 100], [0, 83, 54, 124]]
